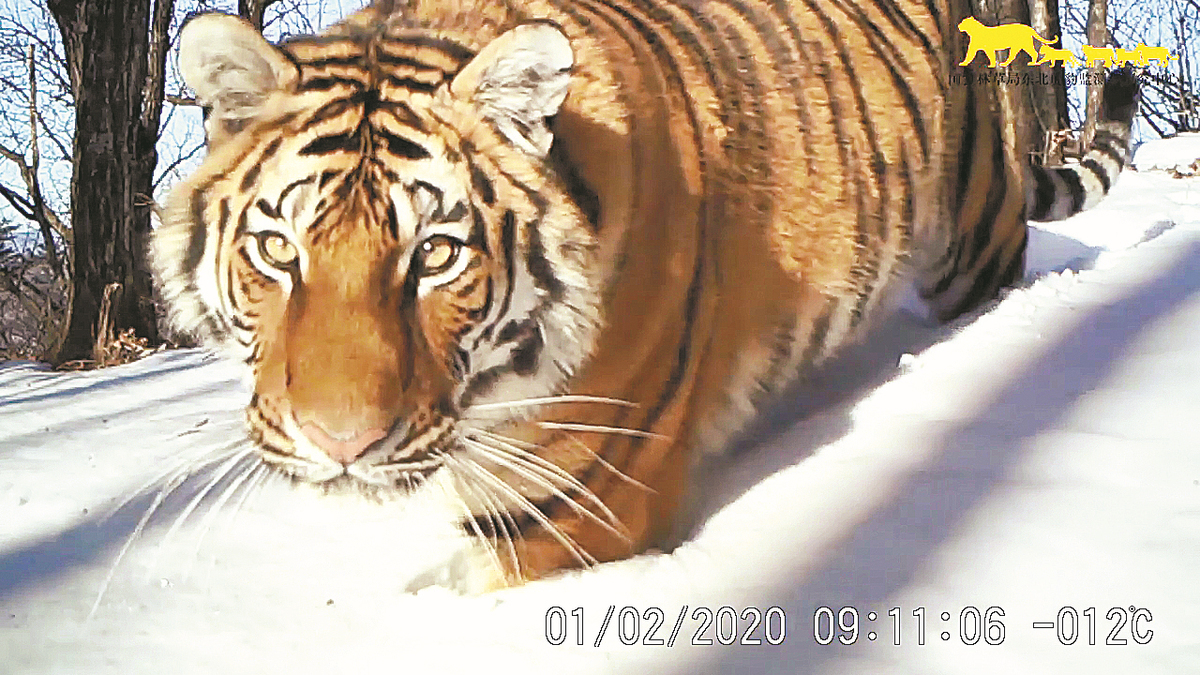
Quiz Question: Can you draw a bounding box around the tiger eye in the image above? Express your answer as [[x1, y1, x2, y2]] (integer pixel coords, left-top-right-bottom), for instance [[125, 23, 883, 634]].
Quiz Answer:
[[259, 233, 298, 268], [418, 236, 460, 276]]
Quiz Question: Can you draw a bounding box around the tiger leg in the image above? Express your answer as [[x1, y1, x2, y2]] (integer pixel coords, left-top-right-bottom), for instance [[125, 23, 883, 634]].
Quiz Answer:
[[959, 45, 982, 67]]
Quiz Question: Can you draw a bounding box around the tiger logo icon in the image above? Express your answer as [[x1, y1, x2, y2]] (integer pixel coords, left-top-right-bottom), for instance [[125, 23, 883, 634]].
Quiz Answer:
[[1032, 45, 1081, 67], [958, 16, 1059, 68], [1113, 47, 1142, 67], [1137, 43, 1178, 66], [1081, 45, 1117, 68]]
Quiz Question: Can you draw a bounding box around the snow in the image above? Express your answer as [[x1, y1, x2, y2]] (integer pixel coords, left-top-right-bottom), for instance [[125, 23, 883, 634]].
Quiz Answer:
[[3, 139, 1200, 674], [1133, 132, 1200, 173]]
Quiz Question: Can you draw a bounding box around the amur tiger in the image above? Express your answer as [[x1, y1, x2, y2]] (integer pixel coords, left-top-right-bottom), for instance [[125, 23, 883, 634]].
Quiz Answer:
[[151, 0, 1138, 590]]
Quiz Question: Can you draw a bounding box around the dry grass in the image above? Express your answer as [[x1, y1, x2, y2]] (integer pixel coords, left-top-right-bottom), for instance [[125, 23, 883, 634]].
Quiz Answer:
[[54, 282, 162, 371]]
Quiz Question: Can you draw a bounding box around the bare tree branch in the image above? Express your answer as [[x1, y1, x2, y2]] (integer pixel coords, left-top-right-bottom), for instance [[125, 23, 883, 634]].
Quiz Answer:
[[153, 136, 206, 190], [0, 46, 67, 278], [0, 181, 36, 219]]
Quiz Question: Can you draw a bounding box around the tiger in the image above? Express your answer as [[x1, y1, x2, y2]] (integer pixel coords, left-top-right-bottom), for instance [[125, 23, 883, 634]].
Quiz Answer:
[[150, 0, 1139, 590]]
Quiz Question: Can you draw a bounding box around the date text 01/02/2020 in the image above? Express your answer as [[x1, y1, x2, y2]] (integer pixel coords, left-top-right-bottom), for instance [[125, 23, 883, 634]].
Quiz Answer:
[[543, 605, 1155, 647]]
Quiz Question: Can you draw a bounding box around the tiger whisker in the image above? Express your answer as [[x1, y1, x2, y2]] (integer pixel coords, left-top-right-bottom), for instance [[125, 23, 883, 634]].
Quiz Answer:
[[89, 451, 212, 620], [101, 438, 245, 521], [439, 454, 507, 582], [182, 451, 263, 581], [448, 454, 522, 580], [472, 426, 654, 495], [464, 428, 619, 513], [558, 431, 658, 494], [454, 455, 596, 568], [461, 436, 629, 542], [224, 463, 271, 530], [158, 447, 256, 559], [533, 421, 671, 442], [464, 394, 638, 413]]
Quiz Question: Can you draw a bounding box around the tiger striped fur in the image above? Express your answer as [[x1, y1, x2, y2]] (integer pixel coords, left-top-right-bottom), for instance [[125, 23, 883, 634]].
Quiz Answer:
[[151, 0, 1138, 588]]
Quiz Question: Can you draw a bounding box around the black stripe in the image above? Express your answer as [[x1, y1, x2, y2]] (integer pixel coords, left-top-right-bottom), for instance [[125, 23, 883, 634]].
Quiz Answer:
[[258, 135, 283, 164], [524, 218, 566, 301], [386, 201, 400, 240], [278, 175, 316, 206], [1030, 167, 1055, 220], [1056, 167, 1086, 214], [798, 297, 838, 370], [496, 319, 534, 345], [944, 248, 1003, 320], [318, 170, 341, 190], [441, 201, 467, 223], [1079, 158, 1112, 192], [897, 144, 915, 244], [239, 164, 261, 192], [377, 128, 431, 159], [468, 204, 489, 253], [468, 158, 496, 206], [396, 35, 475, 63], [384, 75, 439, 93], [1088, 138, 1125, 165], [966, 133, 1010, 269], [458, 366, 503, 407], [954, 82, 978, 209], [184, 192, 208, 273], [256, 199, 281, 220], [374, 51, 449, 74], [300, 132, 361, 155], [296, 54, 363, 69], [300, 98, 356, 133], [510, 328, 544, 376], [377, 100, 425, 130], [998, 227, 1027, 289], [297, 76, 363, 93], [475, 210, 518, 346], [453, 269, 484, 299]]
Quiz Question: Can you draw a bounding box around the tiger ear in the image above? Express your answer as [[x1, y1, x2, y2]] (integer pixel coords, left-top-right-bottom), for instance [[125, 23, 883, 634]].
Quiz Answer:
[[178, 13, 298, 145], [450, 23, 573, 157]]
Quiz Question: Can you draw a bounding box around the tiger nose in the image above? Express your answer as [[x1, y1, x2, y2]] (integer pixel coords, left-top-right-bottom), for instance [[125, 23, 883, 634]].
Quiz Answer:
[[299, 421, 388, 465]]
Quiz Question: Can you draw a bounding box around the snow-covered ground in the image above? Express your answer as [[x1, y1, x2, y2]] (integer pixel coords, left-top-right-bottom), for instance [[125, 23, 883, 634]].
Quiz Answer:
[[2, 136, 1199, 674]]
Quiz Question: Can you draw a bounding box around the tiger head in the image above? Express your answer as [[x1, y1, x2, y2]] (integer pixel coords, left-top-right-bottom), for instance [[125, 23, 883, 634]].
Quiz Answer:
[[152, 14, 601, 490]]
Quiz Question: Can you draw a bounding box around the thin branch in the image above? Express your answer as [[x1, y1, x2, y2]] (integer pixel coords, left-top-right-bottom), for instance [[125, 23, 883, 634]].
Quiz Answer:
[[153, 138, 206, 190], [141, 0, 176, 138], [0, 181, 36, 219], [0, 46, 68, 277]]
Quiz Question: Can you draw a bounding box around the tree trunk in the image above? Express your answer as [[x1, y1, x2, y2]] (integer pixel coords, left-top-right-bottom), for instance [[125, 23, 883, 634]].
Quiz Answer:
[[1029, 0, 1069, 162], [239, 0, 279, 31], [1082, 0, 1108, 147], [976, 0, 1037, 169], [47, 0, 172, 363]]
